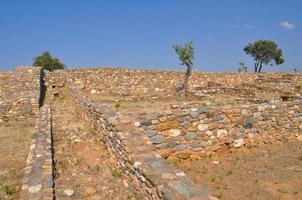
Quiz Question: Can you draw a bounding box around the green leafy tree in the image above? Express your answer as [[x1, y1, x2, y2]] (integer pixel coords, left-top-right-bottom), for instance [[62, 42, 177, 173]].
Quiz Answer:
[[173, 41, 194, 92], [33, 51, 65, 71], [238, 62, 248, 72], [244, 40, 284, 73]]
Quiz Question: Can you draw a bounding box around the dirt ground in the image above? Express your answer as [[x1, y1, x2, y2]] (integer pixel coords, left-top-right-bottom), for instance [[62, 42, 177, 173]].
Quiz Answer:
[[178, 140, 302, 200], [0, 121, 34, 200], [50, 87, 131, 199]]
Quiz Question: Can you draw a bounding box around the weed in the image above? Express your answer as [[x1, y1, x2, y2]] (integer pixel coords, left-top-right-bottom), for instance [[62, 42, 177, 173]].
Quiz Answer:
[[2, 116, 9, 123], [227, 170, 232, 175], [95, 165, 101, 172], [111, 169, 121, 177], [126, 192, 134, 199], [115, 103, 121, 109], [211, 176, 216, 182], [74, 158, 81, 166], [299, 156, 302, 161], [3, 185, 17, 195]]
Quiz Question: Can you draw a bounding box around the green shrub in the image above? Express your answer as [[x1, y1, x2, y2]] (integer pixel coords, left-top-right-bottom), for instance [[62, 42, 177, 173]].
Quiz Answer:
[[4, 185, 17, 195]]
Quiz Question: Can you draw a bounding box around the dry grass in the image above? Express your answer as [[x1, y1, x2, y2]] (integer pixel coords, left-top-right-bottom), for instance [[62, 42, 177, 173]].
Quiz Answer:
[[0, 121, 34, 199]]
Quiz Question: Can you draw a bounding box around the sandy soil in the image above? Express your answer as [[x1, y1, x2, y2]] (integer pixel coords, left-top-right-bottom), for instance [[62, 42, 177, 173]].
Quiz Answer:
[[178, 141, 302, 200]]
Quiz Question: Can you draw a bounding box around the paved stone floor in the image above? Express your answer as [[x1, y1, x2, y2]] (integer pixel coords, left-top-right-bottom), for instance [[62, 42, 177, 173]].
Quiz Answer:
[[50, 87, 130, 200]]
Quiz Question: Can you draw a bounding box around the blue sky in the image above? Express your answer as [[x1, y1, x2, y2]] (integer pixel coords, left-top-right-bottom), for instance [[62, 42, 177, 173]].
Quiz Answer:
[[0, 0, 301, 72]]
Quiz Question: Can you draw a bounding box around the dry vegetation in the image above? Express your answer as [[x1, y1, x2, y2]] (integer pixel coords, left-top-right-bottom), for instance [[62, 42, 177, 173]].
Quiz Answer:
[[0, 121, 34, 199]]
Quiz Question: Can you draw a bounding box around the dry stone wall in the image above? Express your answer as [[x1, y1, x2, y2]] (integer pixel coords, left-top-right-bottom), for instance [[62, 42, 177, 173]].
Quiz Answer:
[[137, 100, 302, 160], [68, 68, 302, 101], [0, 67, 42, 122], [20, 105, 54, 200], [65, 75, 216, 200]]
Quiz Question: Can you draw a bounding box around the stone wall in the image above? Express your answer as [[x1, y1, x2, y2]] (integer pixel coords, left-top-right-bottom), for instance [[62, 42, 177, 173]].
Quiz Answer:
[[65, 75, 216, 200], [68, 68, 302, 101], [138, 100, 302, 159], [0, 66, 42, 122], [20, 105, 54, 200]]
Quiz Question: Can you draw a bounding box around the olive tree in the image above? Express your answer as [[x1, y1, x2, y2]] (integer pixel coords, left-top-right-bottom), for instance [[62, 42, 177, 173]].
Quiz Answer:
[[33, 51, 65, 71], [173, 41, 194, 92], [244, 40, 284, 72]]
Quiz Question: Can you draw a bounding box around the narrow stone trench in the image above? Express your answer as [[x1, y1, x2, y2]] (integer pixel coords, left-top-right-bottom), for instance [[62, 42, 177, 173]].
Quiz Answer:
[[48, 86, 129, 199]]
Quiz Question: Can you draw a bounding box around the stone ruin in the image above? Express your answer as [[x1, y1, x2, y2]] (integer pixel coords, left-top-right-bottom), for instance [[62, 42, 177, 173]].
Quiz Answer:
[[1, 66, 302, 200]]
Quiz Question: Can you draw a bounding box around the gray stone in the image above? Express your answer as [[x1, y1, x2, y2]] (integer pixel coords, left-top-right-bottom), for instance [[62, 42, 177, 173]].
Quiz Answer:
[[150, 135, 165, 144], [145, 130, 157, 138], [191, 142, 201, 148], [197, 107, 209, 114], [190, 112, 199, 119], [166, 141, 177, 148], [243, 116, 253, 128], [182, 121, 191, 129], [177, 144, 187, 151], [212, 116, 222, 122], [168, 181, 195, 196], [235, 131, 244, 139], [185, 132, 197, 141], [141, 120, 152, 126]]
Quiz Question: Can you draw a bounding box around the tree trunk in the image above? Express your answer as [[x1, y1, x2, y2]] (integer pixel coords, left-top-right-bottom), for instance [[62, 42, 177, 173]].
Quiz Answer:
[[258, 63, 263, 72], [181, 63, 193, 93], [254, 63, 258, 72]]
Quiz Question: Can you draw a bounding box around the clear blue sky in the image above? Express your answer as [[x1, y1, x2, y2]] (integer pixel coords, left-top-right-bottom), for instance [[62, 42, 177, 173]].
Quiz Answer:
[[0, 0, 301, 72]]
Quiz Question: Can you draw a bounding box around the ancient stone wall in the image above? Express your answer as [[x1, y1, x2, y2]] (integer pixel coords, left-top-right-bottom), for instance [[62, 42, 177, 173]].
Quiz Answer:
[[20, 105, 54, 200], [65, 75, 215, 200], [138, 100, 302, 160], [0, 67, 42, 122], [68, 68, 302, 101]]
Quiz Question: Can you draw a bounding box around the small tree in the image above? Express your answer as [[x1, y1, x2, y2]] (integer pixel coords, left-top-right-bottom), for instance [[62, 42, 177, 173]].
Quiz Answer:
[[33, 51, 65, 71], [173, 41, 194, 92], [238, 62, 248, 72], [244, 40, 284, 73]]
